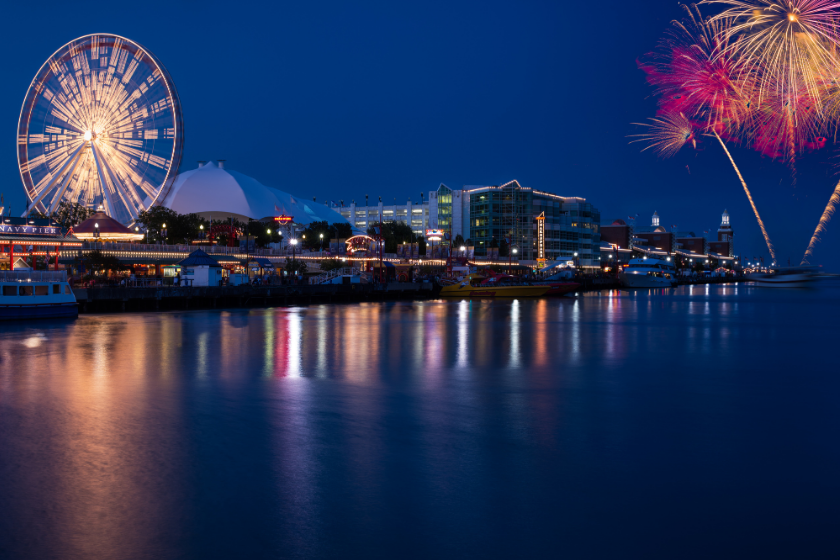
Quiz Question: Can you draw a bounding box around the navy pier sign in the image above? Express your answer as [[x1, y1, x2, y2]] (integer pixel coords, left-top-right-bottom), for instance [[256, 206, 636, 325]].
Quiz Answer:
[[0, 224, 61, 236]]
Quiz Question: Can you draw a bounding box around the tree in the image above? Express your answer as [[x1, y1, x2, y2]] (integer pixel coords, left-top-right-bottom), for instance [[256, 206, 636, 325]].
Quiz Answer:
[[284, 258, 308, 275], [79, 250, 127, 274], [301, 221, 331, 251], [332, 222, 353, 240], [489, 237, 499, 249], [499, 238, 509, 257], [137, 206, 209, 244], [247, 220, 282, 248], [366, 221, 414, 253], [318, 259, 345, 272], [418, 235, 426, 256], [453, 234, 465, 249], [51, 201, 94, 229]]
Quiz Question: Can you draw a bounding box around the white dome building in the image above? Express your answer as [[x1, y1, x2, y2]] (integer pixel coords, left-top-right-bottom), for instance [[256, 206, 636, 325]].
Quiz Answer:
[[161, 161, 350, 226]]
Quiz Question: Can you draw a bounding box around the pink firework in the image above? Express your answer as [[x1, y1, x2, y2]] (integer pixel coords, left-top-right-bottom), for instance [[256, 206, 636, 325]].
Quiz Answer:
[[639, 4, 754, 136]]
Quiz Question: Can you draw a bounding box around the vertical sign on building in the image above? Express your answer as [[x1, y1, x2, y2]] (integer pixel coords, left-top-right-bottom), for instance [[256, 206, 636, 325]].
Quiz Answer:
[[536, 212, 546, 266]]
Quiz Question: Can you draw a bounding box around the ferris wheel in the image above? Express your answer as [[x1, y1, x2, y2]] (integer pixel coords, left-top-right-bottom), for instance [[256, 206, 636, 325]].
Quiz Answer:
[[18, 34, 184, 224]]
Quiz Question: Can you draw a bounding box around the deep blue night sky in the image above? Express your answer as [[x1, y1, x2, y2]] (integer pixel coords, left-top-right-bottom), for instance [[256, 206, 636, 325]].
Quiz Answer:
[[1, 0, 837, 267]]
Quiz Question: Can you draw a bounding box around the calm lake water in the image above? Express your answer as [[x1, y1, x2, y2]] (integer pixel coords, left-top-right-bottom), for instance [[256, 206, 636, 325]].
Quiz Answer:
[[1, 283, 839, 559]]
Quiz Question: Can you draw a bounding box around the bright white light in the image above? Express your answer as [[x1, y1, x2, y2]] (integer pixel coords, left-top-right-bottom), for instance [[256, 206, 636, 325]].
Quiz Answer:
[[84, 130, 92, 141], [94, 223, 99, 228], [460, 246, 466, 251], [291, 239, 298, 245], [513, 249, 518, 254]]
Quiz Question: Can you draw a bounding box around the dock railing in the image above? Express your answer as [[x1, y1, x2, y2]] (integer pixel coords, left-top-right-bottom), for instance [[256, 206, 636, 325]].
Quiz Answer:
[[0, 270, 68, 283]]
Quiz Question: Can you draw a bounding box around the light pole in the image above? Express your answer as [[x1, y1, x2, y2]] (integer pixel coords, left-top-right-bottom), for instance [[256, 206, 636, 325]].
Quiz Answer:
[[199, 224, 205, 243], [161, 223, 167, 245], [94, 222, 100, 240], [290, 238, 298, 283], [320, 232, 324, 255]]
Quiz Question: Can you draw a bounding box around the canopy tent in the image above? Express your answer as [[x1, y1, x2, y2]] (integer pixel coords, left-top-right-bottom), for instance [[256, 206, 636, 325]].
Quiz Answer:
[[161, 161, 356, 229], [178, 249, 222, 268], [71, 212, 144, 241]]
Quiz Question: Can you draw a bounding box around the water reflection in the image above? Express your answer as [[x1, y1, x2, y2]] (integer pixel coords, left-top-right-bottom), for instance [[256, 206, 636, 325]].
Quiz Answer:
[[1, 284, 839, 558]]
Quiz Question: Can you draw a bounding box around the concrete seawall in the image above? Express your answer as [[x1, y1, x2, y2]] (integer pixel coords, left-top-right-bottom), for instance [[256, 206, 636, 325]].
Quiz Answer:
[[74, 282, 437, 313]]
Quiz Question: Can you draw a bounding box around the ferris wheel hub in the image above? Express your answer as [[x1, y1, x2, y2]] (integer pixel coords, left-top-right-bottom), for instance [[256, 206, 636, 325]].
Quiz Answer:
[[83, 131, 93, 142]]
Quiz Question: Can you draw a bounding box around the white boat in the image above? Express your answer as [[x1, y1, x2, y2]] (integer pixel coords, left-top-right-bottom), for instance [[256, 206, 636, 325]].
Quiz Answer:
[[751, 266, 817, 288], [621, 257, 678, 289], [0, 270, 78, 320]]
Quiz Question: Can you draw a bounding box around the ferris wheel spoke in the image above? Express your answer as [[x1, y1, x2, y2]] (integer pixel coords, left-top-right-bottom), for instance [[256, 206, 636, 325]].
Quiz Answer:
[[89, 141, 117, 218], [22, 141, 86, 216], [98, 142, 144, 214], [46, 146, 85, 215]]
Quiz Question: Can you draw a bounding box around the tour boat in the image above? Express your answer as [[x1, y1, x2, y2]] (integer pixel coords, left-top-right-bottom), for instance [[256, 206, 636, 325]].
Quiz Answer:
[[751, 266, 817, 288], [439, 274, 550, 297], [621, 258, 678, 289], [0, 271, 78, 320]]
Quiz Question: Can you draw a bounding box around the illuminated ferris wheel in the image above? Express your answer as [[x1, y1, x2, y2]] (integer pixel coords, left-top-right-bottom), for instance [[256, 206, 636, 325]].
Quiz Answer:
[[18, 34, 184, 224]]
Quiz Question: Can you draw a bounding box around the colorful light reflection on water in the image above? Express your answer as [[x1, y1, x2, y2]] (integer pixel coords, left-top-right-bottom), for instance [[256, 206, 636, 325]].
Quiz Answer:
[[1, 284, 839, 558]]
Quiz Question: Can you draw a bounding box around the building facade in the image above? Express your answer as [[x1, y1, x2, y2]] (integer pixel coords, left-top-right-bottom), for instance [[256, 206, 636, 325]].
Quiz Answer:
[[341, 181, 601, 266], [464, 181, 600, 266], [337, 197, 431, 235], [708, 210, 734, 257]]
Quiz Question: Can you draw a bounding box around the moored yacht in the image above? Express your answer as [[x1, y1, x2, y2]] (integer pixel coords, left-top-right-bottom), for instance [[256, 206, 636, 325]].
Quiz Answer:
[[621, 257, 678, 289], [751, 266, 817, 288], [0, 271, 78, 320]]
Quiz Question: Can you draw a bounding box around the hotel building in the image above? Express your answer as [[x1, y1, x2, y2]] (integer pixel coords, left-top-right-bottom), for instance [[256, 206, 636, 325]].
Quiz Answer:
[[342, 181, 601, 266]]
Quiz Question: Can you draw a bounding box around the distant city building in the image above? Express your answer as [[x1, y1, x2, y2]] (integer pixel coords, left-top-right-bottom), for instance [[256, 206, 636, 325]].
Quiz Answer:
[[600, 219, 634, 249], [708, 210, 734, 257], [338, 195, 432, 235], [634, 211, 676, 252], [342, 181, 601, 266], [601, 209, 735, 263]]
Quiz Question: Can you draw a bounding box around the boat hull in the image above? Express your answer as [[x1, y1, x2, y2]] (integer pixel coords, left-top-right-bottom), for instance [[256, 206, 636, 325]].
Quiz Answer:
[[621, 274, 675, 289], [0, 302, 79, 320], [439, 284, 550, 297], [751, 274, 815, 288], [538, 282, 580, 296]]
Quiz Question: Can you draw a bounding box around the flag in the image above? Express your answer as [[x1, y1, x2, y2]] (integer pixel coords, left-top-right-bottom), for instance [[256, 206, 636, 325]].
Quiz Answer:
[[703, 230, 709, 234]]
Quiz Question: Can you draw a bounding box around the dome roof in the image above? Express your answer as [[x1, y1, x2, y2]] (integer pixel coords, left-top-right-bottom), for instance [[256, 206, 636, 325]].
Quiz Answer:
[[161, 161, 349, 226]]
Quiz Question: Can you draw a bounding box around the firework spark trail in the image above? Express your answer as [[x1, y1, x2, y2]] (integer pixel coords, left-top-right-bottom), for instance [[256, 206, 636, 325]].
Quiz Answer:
[[802, 180, 840, 263], [712, 129, 777, 261], [629, 113, 697, 157]]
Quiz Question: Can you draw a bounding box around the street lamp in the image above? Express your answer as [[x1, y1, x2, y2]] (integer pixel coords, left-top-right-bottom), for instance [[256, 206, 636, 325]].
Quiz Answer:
[[94, 222, 100, 239], [320, 232, 324, 255], [161, 223, 167, 244]]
